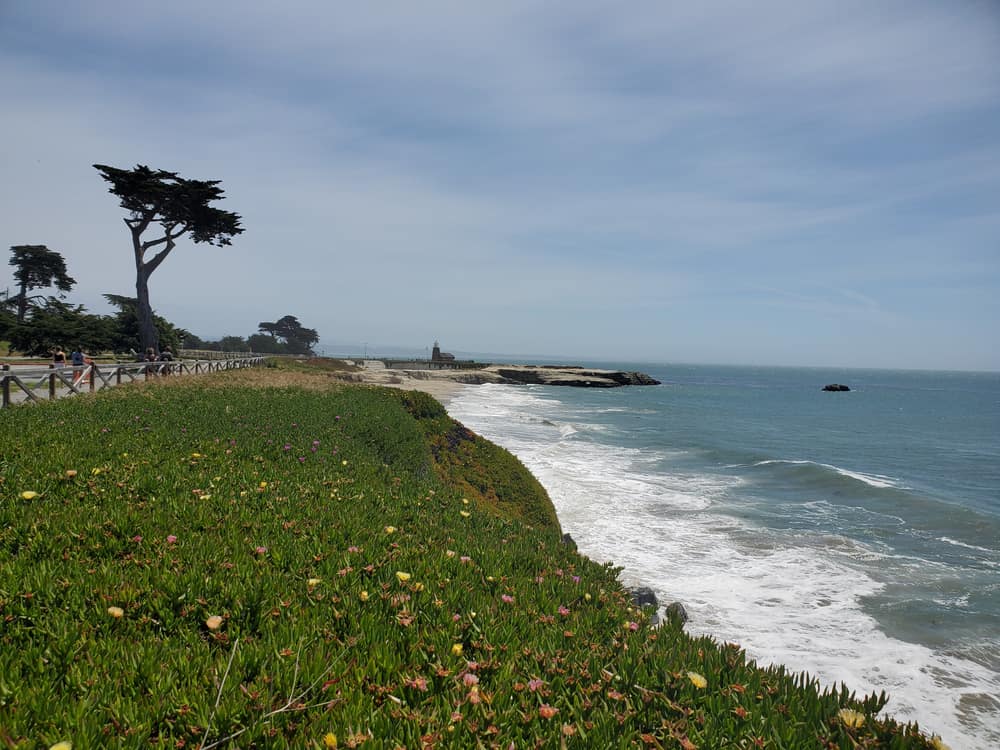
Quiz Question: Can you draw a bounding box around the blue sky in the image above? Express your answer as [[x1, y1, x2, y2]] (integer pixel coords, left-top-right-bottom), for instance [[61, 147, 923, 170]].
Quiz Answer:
[[2, 1, 998, 369]]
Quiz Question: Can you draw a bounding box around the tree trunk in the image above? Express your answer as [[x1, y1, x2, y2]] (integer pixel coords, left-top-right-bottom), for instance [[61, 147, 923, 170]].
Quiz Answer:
[[135, 266, 158, 354], [15, 281, 28, 324], [132, 228, 159, 355]]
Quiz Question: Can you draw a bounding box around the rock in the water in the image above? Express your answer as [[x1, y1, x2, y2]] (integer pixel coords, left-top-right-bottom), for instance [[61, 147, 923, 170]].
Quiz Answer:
[[822, 384, 851, 392], [560, 533, 577, 551], [665, 601, 688, 627], [629, 587, 662, 626], [631, 586, 658, 610]]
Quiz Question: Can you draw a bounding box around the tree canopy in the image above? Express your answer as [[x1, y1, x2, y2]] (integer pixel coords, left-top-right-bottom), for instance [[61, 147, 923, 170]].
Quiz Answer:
[[7, 245, 76, 323], [93, 164, 243, 353], [257, 315, 319, 355]]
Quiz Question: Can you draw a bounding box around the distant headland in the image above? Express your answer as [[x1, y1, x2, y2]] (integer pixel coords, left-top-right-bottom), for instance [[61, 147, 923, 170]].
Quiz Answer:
[[330, 342, 661, 402]]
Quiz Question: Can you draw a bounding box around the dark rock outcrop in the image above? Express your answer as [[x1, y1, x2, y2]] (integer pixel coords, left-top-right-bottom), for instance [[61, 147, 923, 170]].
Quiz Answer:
[[822, 384, 851, 392], [493, 366, 660, 388], [665, 601, 688, 628], [630, 586, 661, 627], [630, 586, 658, 609]]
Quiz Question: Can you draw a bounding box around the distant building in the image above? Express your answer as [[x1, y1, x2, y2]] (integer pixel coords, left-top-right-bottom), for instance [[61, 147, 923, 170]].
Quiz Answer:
[[431, 341, 455, 362]]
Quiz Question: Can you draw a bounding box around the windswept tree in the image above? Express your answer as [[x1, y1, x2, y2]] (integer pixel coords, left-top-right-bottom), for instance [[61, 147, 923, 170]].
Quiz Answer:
[[257, 314, 319, 355], [7, 245, 76, 323], [93, 164, 243, 353]]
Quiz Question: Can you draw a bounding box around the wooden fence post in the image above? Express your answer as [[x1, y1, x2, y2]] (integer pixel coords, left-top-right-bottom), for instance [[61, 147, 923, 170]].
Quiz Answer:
[[49, 372, 56, 399]]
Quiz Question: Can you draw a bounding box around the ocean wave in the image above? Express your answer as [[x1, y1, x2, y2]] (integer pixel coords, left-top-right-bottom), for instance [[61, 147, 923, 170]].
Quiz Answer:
[[749, 459, 904, 489], [939, 536, 997, 555]]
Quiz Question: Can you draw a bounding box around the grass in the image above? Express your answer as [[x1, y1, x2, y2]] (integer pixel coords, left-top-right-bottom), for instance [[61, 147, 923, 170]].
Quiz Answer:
[[0, 370, 944, 749]]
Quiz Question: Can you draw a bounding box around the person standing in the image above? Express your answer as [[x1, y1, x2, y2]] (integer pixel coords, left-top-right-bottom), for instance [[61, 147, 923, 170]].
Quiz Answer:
[[70, 347, 85, 386], [52, 348, 66, 369], [158, 346, 174, 375]]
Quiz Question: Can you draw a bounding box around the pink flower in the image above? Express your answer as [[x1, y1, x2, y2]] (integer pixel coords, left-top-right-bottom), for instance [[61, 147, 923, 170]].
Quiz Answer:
[[627, 621, 639, 631], [255, 546, 267, 555], [528, 679, 543, 692], [347, 546, 360, 553], [166, 535, 177, 544], [538, 704, 558, 719], [312, 440, 320, 446], [558, 606, 570, 616], [463, 673, 479, 686], [572, 575, 581, 584], [405, 676, 428, 692], [501, 594, 515, 604], [283, 444, 291, 451], [460, 556, 471, 564], [132, 535, 142, 543]]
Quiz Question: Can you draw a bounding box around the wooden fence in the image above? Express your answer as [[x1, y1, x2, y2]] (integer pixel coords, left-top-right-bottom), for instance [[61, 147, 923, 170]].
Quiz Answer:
[[0, 357, 267, 409]]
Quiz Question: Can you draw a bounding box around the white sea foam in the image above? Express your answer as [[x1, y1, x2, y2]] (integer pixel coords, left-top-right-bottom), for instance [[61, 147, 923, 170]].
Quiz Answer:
[[939, 536, 996, 555], [449, 384, 1000, 750]]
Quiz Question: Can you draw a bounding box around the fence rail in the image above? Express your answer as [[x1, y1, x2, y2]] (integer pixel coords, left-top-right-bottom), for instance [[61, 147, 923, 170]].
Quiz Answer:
[[0, 357, 267, 409]]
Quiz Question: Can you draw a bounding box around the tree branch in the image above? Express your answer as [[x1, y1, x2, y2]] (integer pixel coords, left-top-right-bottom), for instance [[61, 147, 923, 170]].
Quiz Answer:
[[143, 240, 175, 276]]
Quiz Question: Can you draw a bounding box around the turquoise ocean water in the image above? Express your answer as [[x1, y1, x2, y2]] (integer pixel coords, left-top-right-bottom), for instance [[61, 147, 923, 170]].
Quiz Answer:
[[448, 364, 1000, 749]]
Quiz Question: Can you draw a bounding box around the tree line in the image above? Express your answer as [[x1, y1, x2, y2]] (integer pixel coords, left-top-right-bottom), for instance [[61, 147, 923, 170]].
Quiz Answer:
[[1, 164, 319, 358]]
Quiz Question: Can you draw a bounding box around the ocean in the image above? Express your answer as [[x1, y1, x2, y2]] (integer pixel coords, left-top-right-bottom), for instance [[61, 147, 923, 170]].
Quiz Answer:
[[447, 364, 1000, 749]]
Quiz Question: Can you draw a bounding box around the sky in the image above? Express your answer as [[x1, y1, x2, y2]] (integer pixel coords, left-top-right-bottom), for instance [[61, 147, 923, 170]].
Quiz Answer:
[[1, 1, 998, 370]]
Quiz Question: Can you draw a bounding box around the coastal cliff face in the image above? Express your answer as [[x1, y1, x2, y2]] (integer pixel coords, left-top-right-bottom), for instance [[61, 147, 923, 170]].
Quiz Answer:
[[491, 366, 661, 388], [393, 364, 661, 389]]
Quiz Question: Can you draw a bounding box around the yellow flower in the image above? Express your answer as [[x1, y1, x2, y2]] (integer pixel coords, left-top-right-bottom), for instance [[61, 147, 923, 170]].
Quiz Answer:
[[838, 708, 865, 728], [191, 453, 202, 458], [259, 481, 268, 488], [49, 742, 72, 750], [107, 606, 124, 619], [395, 571, 411, 582], [461, 498, 469, 505], [384, 526, 396, 534], [205, 615, 223, 631], [341, 460, 348, 466], [459, 510, 471, 518], [451, 643, 463, 657], [359, 590, 369, 601], [92, 468, 102, 475], [20, 491, 39, 500], [200, 494, 212, 500], [686, 671, 707, 689], [323, 733, 338, 749], [412, 582, 425, 592], [307, 578, 322, 587], [65, 469, 78, 478]]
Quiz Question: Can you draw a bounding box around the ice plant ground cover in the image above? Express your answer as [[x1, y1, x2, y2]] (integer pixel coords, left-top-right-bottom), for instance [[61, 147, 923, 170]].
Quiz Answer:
[[0, 368, 943, 748]]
